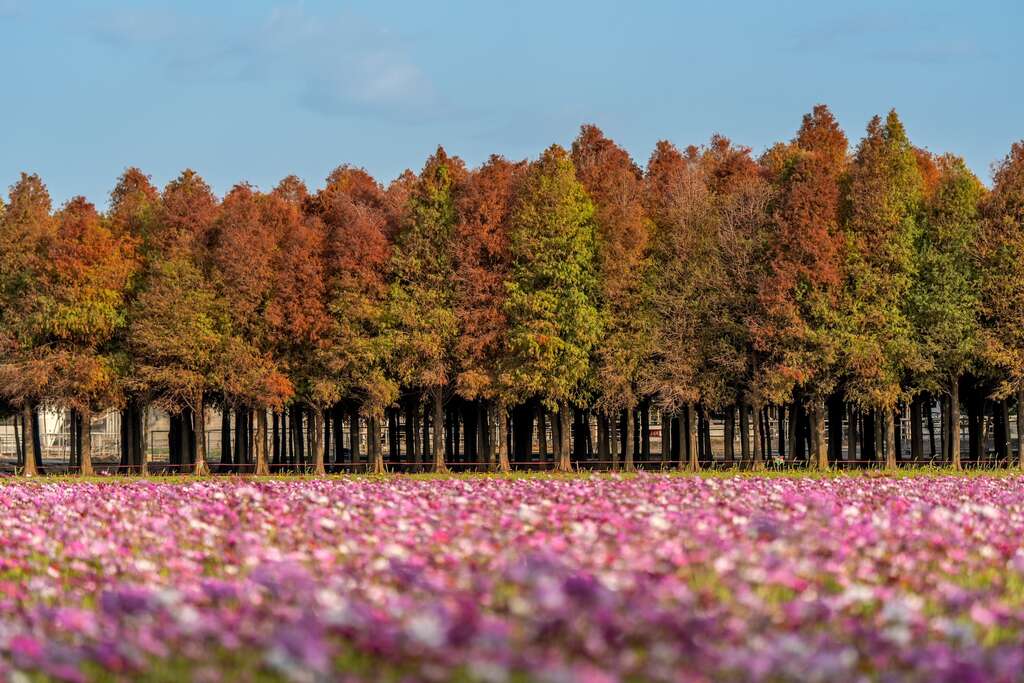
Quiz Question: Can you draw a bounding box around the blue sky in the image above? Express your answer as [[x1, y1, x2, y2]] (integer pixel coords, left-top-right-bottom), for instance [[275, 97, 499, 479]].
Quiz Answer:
[[1, 0, 1021, 207]]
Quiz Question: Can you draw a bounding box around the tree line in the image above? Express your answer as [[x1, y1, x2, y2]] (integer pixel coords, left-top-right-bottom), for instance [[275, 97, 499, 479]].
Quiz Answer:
[[2, 105, 1023, 475]]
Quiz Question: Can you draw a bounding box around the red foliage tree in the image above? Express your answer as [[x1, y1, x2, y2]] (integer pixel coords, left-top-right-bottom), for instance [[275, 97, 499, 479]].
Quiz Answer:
[[453, 155, 525, 471], [755, 105, 848, 468], [571, 125, 652, 471], [309, 166, 395, 473]]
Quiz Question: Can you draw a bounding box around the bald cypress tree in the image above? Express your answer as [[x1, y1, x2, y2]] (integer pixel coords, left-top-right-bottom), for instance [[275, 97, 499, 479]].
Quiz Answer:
[[979, 142, 1024, 466], [503, 145, 600, 472], [757, 106, 848, 470], [128, 170, 221, 475], [312, 167, 397, 474], [389, 148, 466, 473], [840, 112, 924, 469], [0, 174, 54, 475], [571, 125, 653, 472], [453, 156, 525, 472], [909, 154, 984, 469], [643, 141, 714, 471]]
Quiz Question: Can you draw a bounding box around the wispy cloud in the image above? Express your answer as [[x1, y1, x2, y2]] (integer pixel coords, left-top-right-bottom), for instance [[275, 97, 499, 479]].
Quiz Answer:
[[791, 13, 895, 53], [791, 11, 989, 64], [88, 2, 443, 123], [874, 40, 986, 65]]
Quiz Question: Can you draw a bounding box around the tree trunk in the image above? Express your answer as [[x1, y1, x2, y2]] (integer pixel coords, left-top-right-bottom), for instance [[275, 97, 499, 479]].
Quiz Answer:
[[369, 413, 385, 474], [847, 403, 858, 464], [967, 394, 981, 462], [271, 410, 280, 466], [386, 410, 397, 462], [432, 388, 447, 473], [640, 402, 651, 461], [597, 412, 608, 465], [21, 406, 37, 476], [623, 404, 635, 472], [140, 405, 150, 476], [610, 411, 620, 470], [254, 410, 269, 475], [941, 396, 950, 462], [660, 410, 671, 467], [702, 406, 713, 466], [193, 398, 209, 475], [827, 394, 843, 464], [776, 404, 785, 462], [293, 405, 304, 465], [221, 408, 232, 468], [927, 395, 937, 458], [280, 410, 289, 464], [873, 409, 883, 465], [495, 402, 510, 473], [786, 403, 798, 462], [404, 401, 415, 468], [79, 406, 93, 476], [68, 409, 78, 470], [762, 408, 771, 460], [995, 399, 1009, 461], [130, 403, 143, 471], [980, 399, 990, 461], [751, 401, 764, 470], [884, 408, 896, 469], [556, 402, 572, 472], [119, 407, 128, 468], [1017, 388, 1024, 468], [950, 379, 961, 470], [910, 397, 923, 461], [862, 410, 875, 463], [234, 407, 246, 466], [537, 405, 548, 463], [686, 402, 699, 472], [31, 408, 41, 472], [723, 406, 735, 467], [738, 403, 750, 467], [420, 398, 429, 470], [478, 401, 490, 470], [311, 407, 326, 475], [631, 409, 640, 464], [181, 407, 195, 468], [589, 409, 598, 462], [1015, 388, 1024, 468], [349, 410, 360, 468], [809, 400, 828, 470], [894, 403, 903, 462], [444, 407, 454, 461]]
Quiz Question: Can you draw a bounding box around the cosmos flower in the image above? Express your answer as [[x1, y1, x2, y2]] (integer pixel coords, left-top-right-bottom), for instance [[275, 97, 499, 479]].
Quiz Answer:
[[1, 476, 1024, 681]]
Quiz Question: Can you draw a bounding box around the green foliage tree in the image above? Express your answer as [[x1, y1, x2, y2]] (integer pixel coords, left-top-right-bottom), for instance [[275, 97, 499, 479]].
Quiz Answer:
[[840, 111, 924, 468], [502, 145, 601, 472], [978, 142, 1024, 465], [388, 148, 466, 473], [909, 154, 984, 469], [128, 170, 221, 475], [0, 174, 54, 474]]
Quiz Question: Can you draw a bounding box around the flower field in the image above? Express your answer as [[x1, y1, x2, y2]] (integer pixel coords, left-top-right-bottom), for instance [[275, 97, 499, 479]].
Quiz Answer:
[[3, 476, 1024, 681]]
